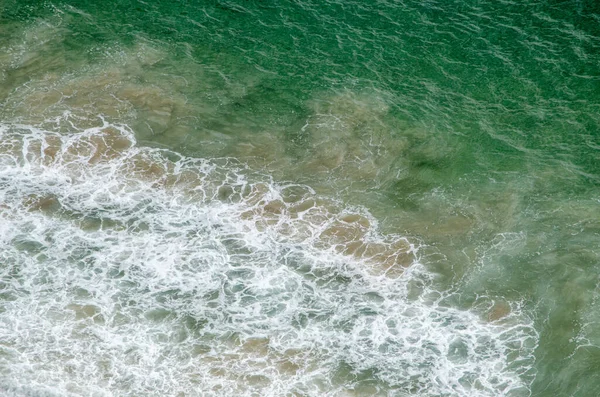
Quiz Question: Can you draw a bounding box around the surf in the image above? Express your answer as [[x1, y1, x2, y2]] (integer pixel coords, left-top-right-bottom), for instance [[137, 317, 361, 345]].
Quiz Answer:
[[0, 118, 537, 396]]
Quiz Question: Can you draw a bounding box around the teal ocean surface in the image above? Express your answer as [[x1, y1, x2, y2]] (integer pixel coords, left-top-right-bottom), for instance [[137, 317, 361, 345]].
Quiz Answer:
[[0, 0, 599, 396]]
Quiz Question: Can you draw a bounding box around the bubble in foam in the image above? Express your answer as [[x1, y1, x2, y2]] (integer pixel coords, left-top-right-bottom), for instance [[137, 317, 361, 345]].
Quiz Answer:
[[0, 120, 537, 396]]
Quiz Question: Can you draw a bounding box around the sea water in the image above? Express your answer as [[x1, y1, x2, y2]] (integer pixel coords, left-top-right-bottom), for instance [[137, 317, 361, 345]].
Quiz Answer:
[[0, 1, 599, 396]]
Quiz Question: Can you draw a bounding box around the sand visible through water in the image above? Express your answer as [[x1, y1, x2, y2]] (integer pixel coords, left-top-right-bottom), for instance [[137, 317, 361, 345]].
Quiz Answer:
[[1, 1, 600, 396]]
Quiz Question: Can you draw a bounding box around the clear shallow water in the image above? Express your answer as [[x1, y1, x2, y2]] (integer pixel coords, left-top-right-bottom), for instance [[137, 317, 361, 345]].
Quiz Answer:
[[0, 1, 599, 396]]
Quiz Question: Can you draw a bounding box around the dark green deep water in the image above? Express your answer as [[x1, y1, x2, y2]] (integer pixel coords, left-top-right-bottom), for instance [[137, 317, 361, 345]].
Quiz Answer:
[[1, 0, 600, 396]]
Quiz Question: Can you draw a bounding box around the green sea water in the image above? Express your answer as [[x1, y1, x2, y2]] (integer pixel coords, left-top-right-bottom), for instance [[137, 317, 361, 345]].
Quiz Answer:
[[0, 0, 599, 396]]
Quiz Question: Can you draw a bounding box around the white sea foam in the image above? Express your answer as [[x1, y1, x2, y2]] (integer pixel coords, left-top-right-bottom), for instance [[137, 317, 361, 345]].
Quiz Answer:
[[0, 120, 537, 396]]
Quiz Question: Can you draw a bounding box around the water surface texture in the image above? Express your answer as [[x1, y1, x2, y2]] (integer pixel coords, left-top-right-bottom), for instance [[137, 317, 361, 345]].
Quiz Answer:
[[0, 0, 599, 396]]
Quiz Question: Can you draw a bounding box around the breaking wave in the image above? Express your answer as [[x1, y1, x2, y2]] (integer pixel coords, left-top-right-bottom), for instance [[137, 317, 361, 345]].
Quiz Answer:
[[0, 119, 537, 396]]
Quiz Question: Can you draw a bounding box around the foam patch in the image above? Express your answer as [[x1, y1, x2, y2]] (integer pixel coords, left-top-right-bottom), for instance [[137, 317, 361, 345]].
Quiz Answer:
[[0, 120, 537, 396]]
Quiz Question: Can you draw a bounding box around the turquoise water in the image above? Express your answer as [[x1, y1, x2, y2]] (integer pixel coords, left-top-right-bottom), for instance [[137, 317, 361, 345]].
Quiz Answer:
[[0, 0, 599, 395]]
